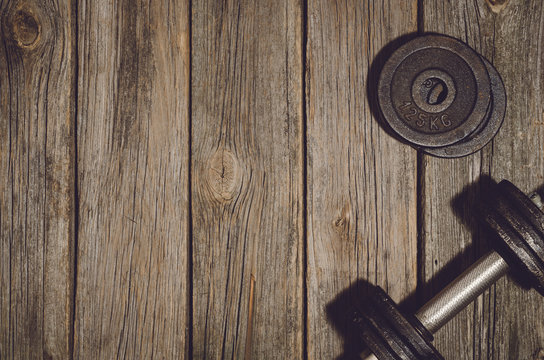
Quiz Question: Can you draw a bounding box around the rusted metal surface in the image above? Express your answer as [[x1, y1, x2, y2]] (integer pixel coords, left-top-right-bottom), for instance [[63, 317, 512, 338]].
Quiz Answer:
[[352, 285, 442, 360], [378, 34, 506, 157], [482, 180, 544, 294]]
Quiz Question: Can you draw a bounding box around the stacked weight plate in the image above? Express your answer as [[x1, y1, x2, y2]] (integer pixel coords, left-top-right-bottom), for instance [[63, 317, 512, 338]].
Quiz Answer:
[[482, 180, 544, 295], [351, 285, 443, 360], [378, 35, 506, 158]]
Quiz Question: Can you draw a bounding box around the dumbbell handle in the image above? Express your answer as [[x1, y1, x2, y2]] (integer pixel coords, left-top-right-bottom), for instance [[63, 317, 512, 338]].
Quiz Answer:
[[361, 252, 508, 360], [415, 250, 507, 333], [361, 193, 543, 360]]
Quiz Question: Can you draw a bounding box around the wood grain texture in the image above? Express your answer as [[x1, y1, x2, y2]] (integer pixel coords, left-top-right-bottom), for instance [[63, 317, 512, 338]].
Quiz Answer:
[[0, 0, 75, 358], [306, 1, 418, 358], [74, 0, 190, 358], [191, 0, 304, 358], [422, 0, 544, 358]]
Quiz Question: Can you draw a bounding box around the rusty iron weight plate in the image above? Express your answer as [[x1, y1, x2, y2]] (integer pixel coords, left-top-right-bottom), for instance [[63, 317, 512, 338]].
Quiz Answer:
[[352, 285, 443, 360], [378, 34, 506, 155], [482, 180, 544, 294]]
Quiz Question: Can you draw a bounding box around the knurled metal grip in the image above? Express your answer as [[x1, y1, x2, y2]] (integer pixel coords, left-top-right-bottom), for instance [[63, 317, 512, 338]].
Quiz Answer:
[[378, 34, 506, 158]]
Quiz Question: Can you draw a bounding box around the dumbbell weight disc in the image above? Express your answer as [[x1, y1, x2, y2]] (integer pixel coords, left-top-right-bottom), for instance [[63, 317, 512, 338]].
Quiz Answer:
[[378, 34, 505, 155], [352, 285, 443, 359], [482, 180, 544, 294]]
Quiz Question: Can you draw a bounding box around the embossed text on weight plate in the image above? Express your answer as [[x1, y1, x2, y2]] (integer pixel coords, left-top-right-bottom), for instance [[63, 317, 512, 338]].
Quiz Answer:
[[398, 101, 452, 131]]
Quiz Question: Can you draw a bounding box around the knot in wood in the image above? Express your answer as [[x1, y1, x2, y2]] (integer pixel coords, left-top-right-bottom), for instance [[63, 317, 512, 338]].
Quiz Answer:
[[4, 6, 41, 48], [206, 149, 241, 203], [333, 204, 350, 238], [486, 0, 509, 13]]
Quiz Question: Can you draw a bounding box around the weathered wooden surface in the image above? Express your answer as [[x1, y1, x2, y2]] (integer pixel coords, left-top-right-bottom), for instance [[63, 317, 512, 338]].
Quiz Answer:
[[74, 0, 190, 358], [2, 0, 544, 358], [422, 0, 544, 358], [306, 1, 418, 358], [191, 0, 304, 358], [0, 1, 75, 358]]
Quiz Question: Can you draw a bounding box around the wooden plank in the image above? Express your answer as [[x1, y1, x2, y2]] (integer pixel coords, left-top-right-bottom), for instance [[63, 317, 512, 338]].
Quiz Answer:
[[74, 0, 190, 358], [422, 1, 544, 358], [0, 1, 76, 358], [191, 0, 304, 358], [420, 3, 501, 357], [306, 1, 418, 358]]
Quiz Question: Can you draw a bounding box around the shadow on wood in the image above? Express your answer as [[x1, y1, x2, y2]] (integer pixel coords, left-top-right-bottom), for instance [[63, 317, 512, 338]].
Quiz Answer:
[[325, 279, 379, 360], [417, 175, 496, 301]]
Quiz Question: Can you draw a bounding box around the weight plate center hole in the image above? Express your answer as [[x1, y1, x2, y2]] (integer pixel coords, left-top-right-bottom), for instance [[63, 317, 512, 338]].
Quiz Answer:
[[412, 69, 457, 114], [425, 78, 447, 104]]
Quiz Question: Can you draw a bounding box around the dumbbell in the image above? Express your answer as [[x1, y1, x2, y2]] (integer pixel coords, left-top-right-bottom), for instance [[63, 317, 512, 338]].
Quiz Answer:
[[378, 34, 506, 158], [353, 180, 544, 360]]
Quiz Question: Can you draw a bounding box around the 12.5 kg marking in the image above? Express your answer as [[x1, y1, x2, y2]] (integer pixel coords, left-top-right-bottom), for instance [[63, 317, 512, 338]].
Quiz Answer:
[[398, 101, 452, 130]]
